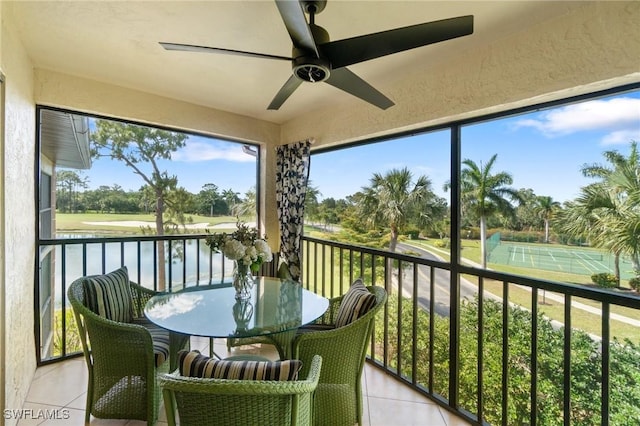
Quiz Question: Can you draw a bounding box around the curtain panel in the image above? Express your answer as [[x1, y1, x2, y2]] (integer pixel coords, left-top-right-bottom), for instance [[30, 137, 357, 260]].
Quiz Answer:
[[276, 140, 312, 281]]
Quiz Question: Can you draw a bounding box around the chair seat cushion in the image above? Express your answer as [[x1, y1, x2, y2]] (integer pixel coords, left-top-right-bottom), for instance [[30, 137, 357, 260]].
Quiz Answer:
[[178, 350, 302, 381], [133, 318, 170, 367], [334, 278, 377, 328], [83, 266, 134, 323]]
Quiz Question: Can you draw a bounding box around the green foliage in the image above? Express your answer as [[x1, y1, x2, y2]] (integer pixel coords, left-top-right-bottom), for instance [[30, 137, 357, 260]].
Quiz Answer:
[[405, 228, 420, 239], [374, 294, 640, 425], [53, 309, 82, 356], [499, 229, 545, 243], [628, 277, 640, 291], [591, 272, 618, 288], [434, 238, 450, 248], [358, 167, 442, 252]]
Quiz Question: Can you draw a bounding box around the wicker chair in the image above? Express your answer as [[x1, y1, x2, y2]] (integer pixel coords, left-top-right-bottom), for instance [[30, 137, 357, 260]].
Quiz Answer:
[[67, 271, 189, 425], [159, 354, 323, 426], [291, 285, 387, 426]]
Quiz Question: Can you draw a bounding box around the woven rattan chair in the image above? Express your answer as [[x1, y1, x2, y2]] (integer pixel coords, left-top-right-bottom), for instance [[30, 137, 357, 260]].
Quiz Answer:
[[68, 272, 188, 425], [291, 285, 387, 426], [159, 354, 323, 426]]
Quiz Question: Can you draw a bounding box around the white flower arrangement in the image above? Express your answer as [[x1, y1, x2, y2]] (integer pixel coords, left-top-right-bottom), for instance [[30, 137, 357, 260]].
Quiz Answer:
[[205, 221, 273, 273]]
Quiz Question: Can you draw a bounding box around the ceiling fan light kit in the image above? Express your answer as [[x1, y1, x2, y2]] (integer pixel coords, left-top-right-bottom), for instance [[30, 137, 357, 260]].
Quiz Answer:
[[160, 0, 473, 110]]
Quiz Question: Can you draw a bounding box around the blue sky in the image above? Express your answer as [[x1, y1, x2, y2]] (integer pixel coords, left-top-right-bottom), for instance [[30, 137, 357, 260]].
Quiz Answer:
[[311, 91, 640, 203], [78, 90, 640, 204]]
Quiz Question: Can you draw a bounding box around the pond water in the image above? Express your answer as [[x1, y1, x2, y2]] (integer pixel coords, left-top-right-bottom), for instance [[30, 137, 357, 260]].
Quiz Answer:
[[51, 235, 232, 307]]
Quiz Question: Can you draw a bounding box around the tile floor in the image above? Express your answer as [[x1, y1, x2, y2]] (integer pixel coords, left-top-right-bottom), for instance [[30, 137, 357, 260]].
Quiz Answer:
[[21, 337, 472, 426]]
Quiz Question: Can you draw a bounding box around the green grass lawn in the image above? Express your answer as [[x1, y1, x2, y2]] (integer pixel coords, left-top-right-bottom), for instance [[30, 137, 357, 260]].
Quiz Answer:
[[406, 238, 640, 342], [56, 212, 245, 234], [301, 232, 640, 343]]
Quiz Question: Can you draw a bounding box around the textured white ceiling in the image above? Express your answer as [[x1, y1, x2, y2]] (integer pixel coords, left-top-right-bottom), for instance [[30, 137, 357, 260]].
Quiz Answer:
[[9, 1, 586, 124]]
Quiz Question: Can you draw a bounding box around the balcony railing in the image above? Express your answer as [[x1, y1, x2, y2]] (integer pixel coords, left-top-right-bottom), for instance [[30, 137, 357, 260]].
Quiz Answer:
[[37, 234, 640, 425]]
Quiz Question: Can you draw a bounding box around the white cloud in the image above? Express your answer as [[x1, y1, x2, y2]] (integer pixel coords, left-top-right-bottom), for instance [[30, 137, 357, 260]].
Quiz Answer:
[[514, 97, 640, 145], [602, 129, 640, 145], [173, 141, 256, 163]]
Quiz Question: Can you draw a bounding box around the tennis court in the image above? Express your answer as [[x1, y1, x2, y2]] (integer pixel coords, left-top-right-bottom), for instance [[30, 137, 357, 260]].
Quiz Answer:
[[488, 240, 635, 280]]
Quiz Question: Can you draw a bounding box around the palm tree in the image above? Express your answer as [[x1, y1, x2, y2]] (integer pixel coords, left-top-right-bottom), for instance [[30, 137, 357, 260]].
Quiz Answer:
[[232, 187, 256, 219], [573, 142, 640, 279], [222, 188, 240, 215], [534, 196, 561, 243], [556, 182, 627, 283], [446, 154, 521, 268], [359, 167, 435, 253], [303, 180, 322, 226]]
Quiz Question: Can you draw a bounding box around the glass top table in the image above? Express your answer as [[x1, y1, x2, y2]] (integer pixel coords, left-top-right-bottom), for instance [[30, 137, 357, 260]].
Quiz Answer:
[[144, 277, 329, 353]]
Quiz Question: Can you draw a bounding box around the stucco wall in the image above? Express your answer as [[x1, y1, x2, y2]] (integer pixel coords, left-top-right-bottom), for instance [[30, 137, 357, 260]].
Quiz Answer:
[[1, 10, 37, 425], [281, 1, 640, 148]]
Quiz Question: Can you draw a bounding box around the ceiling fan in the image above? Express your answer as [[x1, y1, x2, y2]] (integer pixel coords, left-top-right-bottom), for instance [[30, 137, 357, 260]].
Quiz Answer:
[[160, 0, 473, 111]]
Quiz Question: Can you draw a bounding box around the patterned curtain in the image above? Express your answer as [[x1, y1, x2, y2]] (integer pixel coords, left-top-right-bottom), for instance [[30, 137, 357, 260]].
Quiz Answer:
[[276, 140, 312, 281]]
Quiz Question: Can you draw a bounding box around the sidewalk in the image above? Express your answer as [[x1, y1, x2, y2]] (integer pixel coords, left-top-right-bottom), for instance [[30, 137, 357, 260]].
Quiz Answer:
[[405, 242, 640, 328]]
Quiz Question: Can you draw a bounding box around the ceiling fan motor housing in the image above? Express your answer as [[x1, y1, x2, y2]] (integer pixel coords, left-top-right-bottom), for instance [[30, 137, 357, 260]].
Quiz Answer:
[[291, 23, 331, 83], [292, 54, 331, 82]]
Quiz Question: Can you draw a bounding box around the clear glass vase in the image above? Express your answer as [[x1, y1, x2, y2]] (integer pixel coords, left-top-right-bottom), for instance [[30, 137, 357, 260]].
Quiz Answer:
[[232, 299, 254, 333], [232, 261, 255, 301]]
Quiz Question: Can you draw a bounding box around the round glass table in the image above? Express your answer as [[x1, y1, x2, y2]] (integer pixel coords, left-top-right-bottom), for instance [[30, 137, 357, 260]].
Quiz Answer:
[[144, 276, 329, 358]]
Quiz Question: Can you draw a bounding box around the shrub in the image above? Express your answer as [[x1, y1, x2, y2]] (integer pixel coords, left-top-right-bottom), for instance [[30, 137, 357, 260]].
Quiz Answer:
[[434, 238, 450, 248], [405, 228, 420, 240], [629, 277, 640, 292], [591, 272, 618, 288]]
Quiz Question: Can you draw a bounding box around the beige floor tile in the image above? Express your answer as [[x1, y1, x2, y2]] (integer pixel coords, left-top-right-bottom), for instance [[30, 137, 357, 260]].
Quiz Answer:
[[39, 407, 83, 426], [361, 393, 371, 426], [26, 360, 87, 407], [367, 396, 447, 426], [439, 409, 475, 426], [363, 364, 431, 404], [15, 401, 58, 426], [31, 362, 62, 381], [65, 393, 87, 411], [88, 417, 131, 425]]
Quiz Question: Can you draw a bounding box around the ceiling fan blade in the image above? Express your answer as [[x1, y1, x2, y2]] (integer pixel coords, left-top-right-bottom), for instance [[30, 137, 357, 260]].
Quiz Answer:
[[321, 15, 473, 69], [275, 0, 319, 57], [268, 75, 303, 110], [325, 68, 394, 110], [159, 42, 291, 61]]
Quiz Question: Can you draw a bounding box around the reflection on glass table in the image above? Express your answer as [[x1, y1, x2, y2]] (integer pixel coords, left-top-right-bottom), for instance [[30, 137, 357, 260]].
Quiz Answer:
[[144, 276, 329, 359]]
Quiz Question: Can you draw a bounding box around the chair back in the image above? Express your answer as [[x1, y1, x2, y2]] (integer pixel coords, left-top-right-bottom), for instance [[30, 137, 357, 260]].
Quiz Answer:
[[291, 285, 387, 426], [159, 355, 322, 426], [67, 275, 161, 425], [67, 277, 156, 368]]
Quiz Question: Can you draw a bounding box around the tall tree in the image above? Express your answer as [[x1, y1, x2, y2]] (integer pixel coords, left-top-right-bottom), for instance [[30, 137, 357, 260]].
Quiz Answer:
[[91, 120, 187, 290], [232, 187, 256, 219], [446, 154, 521, 268], [359, 167, 436, 253], [571, 141, 640, 279], [534, 195, 561, 243], [222, 188, 240, 215], [303, 180, 321, 226], [165, 187, 196, 231], [198, 183, 219, 216], [556, 184, 627, 282], [56, 170, 88, 213]]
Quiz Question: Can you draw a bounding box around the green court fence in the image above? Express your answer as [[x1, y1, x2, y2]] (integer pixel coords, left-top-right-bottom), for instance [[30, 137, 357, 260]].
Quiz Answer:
[[489, 242, 635, 280], [486, 232, 501, 260]]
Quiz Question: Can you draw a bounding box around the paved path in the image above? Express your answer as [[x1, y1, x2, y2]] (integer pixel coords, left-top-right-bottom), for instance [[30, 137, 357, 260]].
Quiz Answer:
[[404, 242, 640, 328]]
